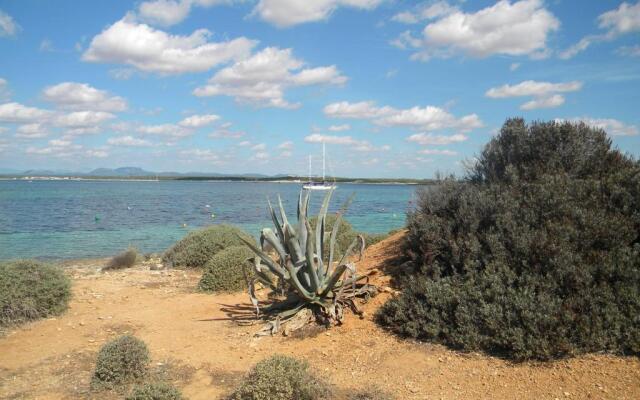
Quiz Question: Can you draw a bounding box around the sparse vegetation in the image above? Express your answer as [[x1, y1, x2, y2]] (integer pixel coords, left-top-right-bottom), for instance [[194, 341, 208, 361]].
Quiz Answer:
[[361, 232, 389, 247], [378, 119, 640, 361], [198, 245, 255, 292], [104, 247, 138, 271], [230, 355, 331, 400], [92, 335, 150, 388], [0, 260, 71, 328], [347, 388, 394, 400], [162, 225, 254, 269], [126, 382, 183, 400]]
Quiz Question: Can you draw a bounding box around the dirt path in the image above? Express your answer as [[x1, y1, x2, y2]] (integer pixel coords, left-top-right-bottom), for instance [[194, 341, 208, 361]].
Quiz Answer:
[[1, 232, 639, 399]]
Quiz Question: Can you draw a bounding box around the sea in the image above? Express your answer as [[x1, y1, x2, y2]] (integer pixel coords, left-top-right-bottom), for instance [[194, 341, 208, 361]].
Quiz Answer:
[[0, 180, 422, 260]]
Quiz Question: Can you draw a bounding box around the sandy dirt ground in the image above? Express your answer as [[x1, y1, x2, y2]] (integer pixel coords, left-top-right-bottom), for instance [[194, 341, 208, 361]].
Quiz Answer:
[[1, 232, 639, 399]]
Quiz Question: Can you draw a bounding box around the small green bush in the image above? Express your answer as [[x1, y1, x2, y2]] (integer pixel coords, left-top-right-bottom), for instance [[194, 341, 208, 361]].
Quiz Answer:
[[378, 119, 640, 361], [162, 225, 255, 269], [0, 260, 71, 327], [361, 233, 389, 247], [230, 355, 331, 400], [126, 382, 183, 400], [92, 335, 150, 388], [104, 247, 138, 271], [198, 245, 254, 292]]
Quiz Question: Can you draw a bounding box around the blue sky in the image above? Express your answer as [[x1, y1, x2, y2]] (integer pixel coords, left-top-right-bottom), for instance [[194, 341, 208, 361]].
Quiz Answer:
[[0, 0, 638, 178]]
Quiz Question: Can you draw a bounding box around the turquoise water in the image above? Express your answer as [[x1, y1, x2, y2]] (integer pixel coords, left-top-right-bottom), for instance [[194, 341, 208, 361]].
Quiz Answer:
[[0, 180, 420, 260]]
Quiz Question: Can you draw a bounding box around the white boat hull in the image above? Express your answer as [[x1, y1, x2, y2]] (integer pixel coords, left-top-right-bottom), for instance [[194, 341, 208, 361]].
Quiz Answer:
[[302, 184, 336, 191]]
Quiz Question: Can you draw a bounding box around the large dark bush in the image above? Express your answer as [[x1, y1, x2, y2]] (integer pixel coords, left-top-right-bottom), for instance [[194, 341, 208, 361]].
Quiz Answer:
[[378, 119, 640, 361], [198, 245, 254, 292], [162, 225, 254, 269], [92, 335, 150, 388], [230, 354, 331, 400], [0, 260, 71, 327]]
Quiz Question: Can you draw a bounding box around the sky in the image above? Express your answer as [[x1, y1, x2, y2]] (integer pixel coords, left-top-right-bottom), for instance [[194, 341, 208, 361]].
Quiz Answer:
[[0, 0, 638, 178]]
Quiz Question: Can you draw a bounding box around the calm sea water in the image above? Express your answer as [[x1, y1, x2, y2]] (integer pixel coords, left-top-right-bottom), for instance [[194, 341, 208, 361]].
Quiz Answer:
[[0, 180, 420, 260]]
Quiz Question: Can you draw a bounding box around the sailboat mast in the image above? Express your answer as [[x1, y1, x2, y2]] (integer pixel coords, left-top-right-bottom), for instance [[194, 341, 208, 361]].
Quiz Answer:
[[308, 155, 312, 182], [322, 142, 326, 182]]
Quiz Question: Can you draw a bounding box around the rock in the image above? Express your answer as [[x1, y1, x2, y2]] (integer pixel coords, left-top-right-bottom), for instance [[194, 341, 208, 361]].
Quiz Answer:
[[150, 263, 165, 271]]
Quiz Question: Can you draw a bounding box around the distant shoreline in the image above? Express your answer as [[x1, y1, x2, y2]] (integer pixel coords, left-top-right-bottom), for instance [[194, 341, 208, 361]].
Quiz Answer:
[[0, 176, 437, 185]]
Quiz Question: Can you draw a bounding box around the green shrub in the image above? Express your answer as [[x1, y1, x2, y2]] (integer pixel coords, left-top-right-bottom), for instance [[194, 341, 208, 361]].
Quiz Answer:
[[378, 119, 640, 361], [92, 335, 150, 388], [361, 233, 389, 247], [126, 382, 183, 400], [230, 355, 331, 400], [104, 247, 138, 271], [0, 260, 71, 327], [162, 225, 255, 269], [198, 245, 254, 292]]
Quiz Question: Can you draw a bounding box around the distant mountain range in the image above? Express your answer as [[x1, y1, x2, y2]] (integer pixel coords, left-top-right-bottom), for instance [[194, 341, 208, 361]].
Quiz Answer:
[[0, 166, 273, 178]]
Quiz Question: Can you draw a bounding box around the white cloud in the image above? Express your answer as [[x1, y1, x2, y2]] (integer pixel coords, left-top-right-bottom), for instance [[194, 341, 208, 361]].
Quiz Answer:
[[137, 0, 231, 27], [39, 39, 54, 52], [209, 128, 245, 139], [559, 117, 639, 137], [82, 17, 256, 74], [277, 140, 294, 150], [279, 150, 293, 158], [178, 113, 220, 128], [54, 111, 115, 129], [0, 10, 20, 37], [179, 148, 224, 163], [109, 68, 136, 80], [137, 123, 190, 138], [407, 133, 468, 145], [521, 94, 565, 110], [328, 124, 350, 131], [323, 101, 394, 119], [418, 148, 458, 156], [393, 0, 559, 61], [0, 102, 51, 123], [0, 78, 10, 101], [251, 143, 267, 151], [16, 123, 49, 139], [616, 45, 640, 57], [486, 80, 582, 110], [238, 140, 252, 146], [559, 1, 640, 59], [324, 100, 482, 132], [252, 0, 384, 28], [391, 1, 458, 24], [510, 62, 521, 71], [86, 149, 109, 158], [107, 135, 153, 146], [193, 47, 347, 108], [42, 82, 128, 112]]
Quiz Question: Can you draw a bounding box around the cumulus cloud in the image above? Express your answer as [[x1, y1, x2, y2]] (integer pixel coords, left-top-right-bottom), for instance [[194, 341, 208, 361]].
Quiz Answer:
[[406, 133, 468, 145], [486, 80, 582, 110], [0, 9, 20, 37], [558, 117, 639, 136], [304, 133, 389, 152], [16, 123, 49, 139], [107, 135, 153, 146], [252, 0, 384, 28], [391, 1, 458, 24], [179, 148, 224, 163], [54, 111, 116, 129], [616, 45, 640, 57], [324, 100, 482, 132], [392, 0, 559, 61], [137, 0, 231, 27], [137, 123, 190, 138], [418, 148, 457, 156], [559, 1, 640, 59], [178, 113, 220, 128], [42, 82, 128, 112], [0, 102, 52, 123], [328, 124, 350, 131], [193, 47, 347, 108], [209, 128, 245, 139], [277, 140, 294, 150], [82, 17, 256, 74]]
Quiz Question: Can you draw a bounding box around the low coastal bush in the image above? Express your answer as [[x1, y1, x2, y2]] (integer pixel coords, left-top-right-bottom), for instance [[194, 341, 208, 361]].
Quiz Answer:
[[230, 355, 331, 400], [126, 382, 183, 400], [198, 245, 254, 292], [104, 247, 138, 271], [92, 335, 150, 388], [378, 119, 640, 361], [0, 260, 71, 327], [361, 232, 389, 247], [162, 225, 254, 269]]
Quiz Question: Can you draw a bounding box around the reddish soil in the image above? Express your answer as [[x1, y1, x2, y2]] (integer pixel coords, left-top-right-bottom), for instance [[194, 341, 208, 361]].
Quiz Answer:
[[1, 231, 638, 399]]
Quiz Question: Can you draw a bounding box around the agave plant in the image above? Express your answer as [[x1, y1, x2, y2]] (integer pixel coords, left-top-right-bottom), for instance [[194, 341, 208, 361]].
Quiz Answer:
[[239, 189, 377, 335]]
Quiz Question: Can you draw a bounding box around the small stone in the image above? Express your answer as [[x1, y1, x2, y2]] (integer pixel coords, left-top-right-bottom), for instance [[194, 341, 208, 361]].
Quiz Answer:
[[564, 392, 570, 397]]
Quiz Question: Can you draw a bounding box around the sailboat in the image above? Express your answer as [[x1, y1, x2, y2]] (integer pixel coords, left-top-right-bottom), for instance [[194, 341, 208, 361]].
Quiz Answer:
[[303, 142, 336, 191]]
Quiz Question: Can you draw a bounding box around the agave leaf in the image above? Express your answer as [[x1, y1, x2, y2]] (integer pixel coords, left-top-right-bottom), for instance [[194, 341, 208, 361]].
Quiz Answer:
[[303, 219, 320, 292], [261, 228, 287, 263], [277, 194, 290, 229], [315, 188, 334, 274], [239, 236, 289, 280], [338, 234, 366, 266], [282, 257, 315, 301], [319, 264, 347, 298], [267, 198, 285, 242], [285, 224, 305, 265], [326, 194, 355, 279]]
